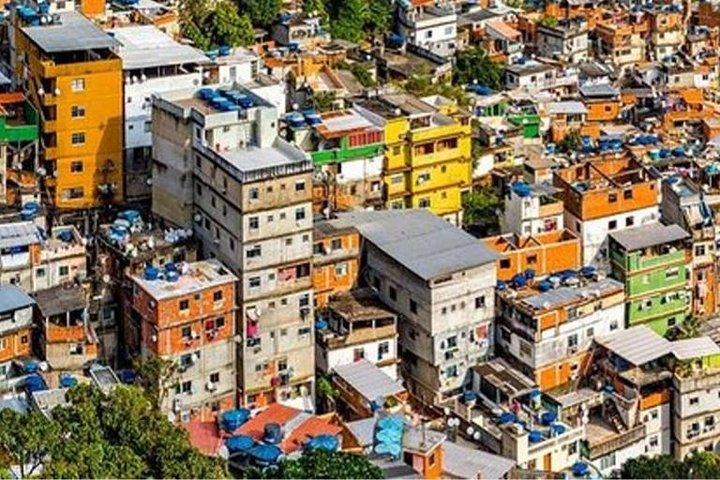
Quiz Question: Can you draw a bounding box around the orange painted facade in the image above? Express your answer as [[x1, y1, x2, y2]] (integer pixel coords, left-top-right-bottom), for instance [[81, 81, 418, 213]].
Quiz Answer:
[[313, 225, 360, 308], [483, 230, 581, 282], [639, 390, 671, 410], [0, 326, 31, 363], [537, 352, 590, 391], [585, 100, 621, 123], [554, 157, 659, 221]]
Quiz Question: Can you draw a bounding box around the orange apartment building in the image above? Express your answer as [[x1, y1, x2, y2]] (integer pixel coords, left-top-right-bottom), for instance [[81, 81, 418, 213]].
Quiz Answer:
[[15, 11, 124, 209], [663, 89, 713, 131], [313, 219, 360, 309], [33, 284, 96, 371], [553, 156, 661, 265], [0, 285, 34, 380], [482, 230, 581, 282], [125, 259, 237, 423], [579, 83, 621, 124], [496, 275, 625, 391]]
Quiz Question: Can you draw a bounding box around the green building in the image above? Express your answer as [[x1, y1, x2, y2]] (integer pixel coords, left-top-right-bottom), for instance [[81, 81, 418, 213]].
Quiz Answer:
[[608, 223, 691, 336]]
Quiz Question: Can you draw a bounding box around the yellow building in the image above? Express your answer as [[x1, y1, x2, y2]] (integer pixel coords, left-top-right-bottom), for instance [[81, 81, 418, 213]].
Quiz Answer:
[[15, 11, 123, 209], [356, 94, 472, 224]]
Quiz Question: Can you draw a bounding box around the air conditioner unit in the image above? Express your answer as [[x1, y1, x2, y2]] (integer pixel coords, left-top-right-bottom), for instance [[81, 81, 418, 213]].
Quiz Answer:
[[191, 331, 200, 339], [206, 381, 217, 392]]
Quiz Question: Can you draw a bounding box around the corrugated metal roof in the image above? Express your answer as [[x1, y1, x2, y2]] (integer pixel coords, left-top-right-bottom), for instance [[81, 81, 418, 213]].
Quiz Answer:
[[596, 325, 671, 365], [350, 210, 498, 280], [609, 223, 689, 252], [521, 278, 624, 311], [22, 12, 120, 53], [109, 26, 209, 70], [0, 285, 35, 314], [0, 222, 40, 249], [442, 441, 515, 480], [671, 337, 720, 360], [579, 83, 619, 98], [547, 101, 587, 115], [333, 359, 405, 402]]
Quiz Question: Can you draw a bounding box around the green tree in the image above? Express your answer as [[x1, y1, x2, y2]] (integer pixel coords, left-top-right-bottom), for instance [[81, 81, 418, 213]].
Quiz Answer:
[[303, 0, 328, 23], [365, 0, 393, 39], [244, 0, 282, 28], [462, 188, 502, 233], [680, 452, 720, 479], [557, 130, 582, 153], [183, 20, 213, 51], [330, 0, 368, 43], [307, 91, 337, 112], [133, 355, 179, 410], [209, 1, 255, 47], [454, 47, 504, 90], [538, 15, 558, 27], [241, 450, 383, 479], [621, 455, 681, 479], [0, 409, 59, 477]]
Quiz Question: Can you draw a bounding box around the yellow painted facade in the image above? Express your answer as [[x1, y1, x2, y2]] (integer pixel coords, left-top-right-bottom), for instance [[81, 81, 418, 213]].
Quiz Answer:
[[382, 99, 472, 224], [15, 17, 123, 209]]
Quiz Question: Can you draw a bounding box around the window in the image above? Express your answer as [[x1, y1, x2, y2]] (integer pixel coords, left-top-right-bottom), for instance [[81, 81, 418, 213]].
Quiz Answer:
[[58, 265, 69, 276], [144, 121, 152, 132], [335, 263, 348, 276], [213, 291, 223, 302], [527, 254, 537, 265], [378, 341, 390, 360], [353, 348, 365, 361], [247, 245, 261, 258], [70, 160, 83, 173], [389, 286, 397, 301], [608, 220, 617, 230], [71, 132, 85, 145], [295, 208, 306, 221], [409, 299, 418, 314], [295, 181, 305, 191], [20, 335, 28, 345], [248, 187, 259, 200], [180, 381, 192, 394], [331, 238, 342, 250], [587, 327, 594, 338], [181, 326, 192, 339], [70, 78, 85, 92], [690, 397, 700, 406], [609, 192, 617, 203], [568, 334, 578, 348], [210, 372, 220, 383], [696, 245, 706, 256], [71, 105, 85, 118], [419, 198, 431, 208], [36, 267, 45, 278], [666, 267, 680, 280], [285, 238, 293, 246], [625, 216, 634, 227], [499, 259, 511, 269], [249, 277, 261, 288], [179, 299, 189, 311], [249, 217, 259, 229], [600, 453, 616, 470], [447, 336, 457, 349], [475, 296, 486, 309], [391, 175, 403, 184]]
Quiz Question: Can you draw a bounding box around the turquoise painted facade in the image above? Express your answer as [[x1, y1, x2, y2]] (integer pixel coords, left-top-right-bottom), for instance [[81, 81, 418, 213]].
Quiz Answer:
[[609, 233, 690, 336]]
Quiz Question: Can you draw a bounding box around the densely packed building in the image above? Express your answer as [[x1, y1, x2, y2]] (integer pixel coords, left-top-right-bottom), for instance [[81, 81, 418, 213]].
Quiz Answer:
[[6, 0, 720, 476]]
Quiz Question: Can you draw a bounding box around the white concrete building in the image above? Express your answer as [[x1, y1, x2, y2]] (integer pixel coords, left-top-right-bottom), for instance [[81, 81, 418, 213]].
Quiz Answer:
[[537, 18, 589, 63], [110, 26, 207, 202], [342, 209, 498, 403], [397, 3, 458, 58], [316, 289, 399, 380], [501, 182, 564, 236]]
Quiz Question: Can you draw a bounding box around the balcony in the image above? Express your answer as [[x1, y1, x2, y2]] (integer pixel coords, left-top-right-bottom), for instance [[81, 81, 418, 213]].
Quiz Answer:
[[38, 58, 121, 79], [46, 324, 87, 343]]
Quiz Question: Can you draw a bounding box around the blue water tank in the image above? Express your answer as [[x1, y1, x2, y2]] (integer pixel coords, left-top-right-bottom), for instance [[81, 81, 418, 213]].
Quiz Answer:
[[226, 434, 255, 453], [166, 271, 180, 282], [528, 431, 543, 443], [59, 373, 77, 388], [144, 266, 160, 281], [218, 45, 231, 56], [222, 409, 251, 432]]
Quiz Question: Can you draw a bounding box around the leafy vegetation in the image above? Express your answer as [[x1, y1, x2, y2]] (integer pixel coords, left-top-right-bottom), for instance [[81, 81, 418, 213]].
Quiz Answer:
[[453, 46, 504, 90], [133, 355, 180, 410], [328, 0, 392, 43], [243, 0, 282, 28], [0, 385, 227, 479], [621, 452, 720, 479], [307, 91, 338, 112], [403, 69, 470, 106], [538, 15, 559, 27], [462, 188, 503, 234], [240, 449, 383, 479], [302, 0, 329, 23], [557, 130, 582, 153], [181, 0, 254, 50]]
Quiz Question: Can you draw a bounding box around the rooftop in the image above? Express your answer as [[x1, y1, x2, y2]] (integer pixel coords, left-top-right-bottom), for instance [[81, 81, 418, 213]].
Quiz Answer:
[[579, 83, 619, 98], [32, 285, 85, 318], [514, 278, 624, 313], [547, 101, 587, 116], [345, 210, 497, 281], [0, 285, 35, 314], [609, 223, 689, 252], [203, 138, 311, 181], [472, 359, 536, 398], [328, 289, 396, 322], [22, 11, 120, 53], [0, 222, 41, 249], [333, 359, 406, 403], [109, 25, 208, 70], [596, 325, 671, 366], [442, 441, 515, 480], [131, 259, 237, 301], [315, 109, 377, 139]]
